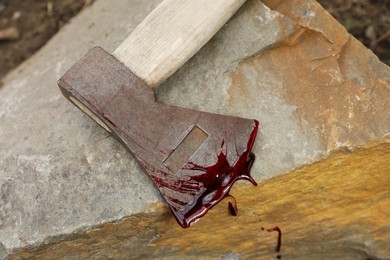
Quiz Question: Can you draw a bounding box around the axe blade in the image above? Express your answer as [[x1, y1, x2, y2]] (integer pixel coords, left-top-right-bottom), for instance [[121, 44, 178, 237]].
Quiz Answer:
[[58, 47, 258, 228]]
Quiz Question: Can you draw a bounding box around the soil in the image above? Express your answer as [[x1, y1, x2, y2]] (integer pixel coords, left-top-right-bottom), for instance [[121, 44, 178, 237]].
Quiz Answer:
[[317, 0, 390, 65], [0, 0, 389, 84], [0, 0, 94, 82]]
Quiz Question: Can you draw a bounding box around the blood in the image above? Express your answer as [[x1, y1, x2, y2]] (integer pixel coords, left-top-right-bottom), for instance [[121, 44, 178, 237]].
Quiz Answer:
[[227, 195, 238, 216], [95, 107, 117, 127], [173, 120, 259, 227], [261, 225, 282, 258], [266, 226, 282, 253], [102, 114, 116, 127], [228, 202, 237, 216]]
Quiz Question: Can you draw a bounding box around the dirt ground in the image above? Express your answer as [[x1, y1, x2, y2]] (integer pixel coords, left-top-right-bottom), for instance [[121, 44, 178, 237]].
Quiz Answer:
[[0, 0, 93, 81], [317, 0, 390, 65], [0, 0, 389, 84]]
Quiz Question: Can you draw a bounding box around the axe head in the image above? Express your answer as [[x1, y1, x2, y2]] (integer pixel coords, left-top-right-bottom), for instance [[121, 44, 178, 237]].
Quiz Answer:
[[58, 47, 259, 228]]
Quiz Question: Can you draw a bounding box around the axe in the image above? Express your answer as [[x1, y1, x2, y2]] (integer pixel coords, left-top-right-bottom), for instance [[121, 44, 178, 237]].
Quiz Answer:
[[58, 0, 259, 228]]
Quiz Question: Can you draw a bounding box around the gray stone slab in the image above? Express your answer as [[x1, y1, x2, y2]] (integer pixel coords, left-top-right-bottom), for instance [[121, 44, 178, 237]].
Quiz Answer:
[[0, 0, 389, 255], [157, 1, 322, 179], [0, 0, 162, 253]]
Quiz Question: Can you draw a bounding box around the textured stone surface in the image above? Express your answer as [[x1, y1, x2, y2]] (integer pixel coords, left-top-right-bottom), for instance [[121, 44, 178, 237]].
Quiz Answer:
[[9, 139, 390, 259], [0, 0, 389, 256], [0, 0, 163, 255], [0, 243, 6, 260], [158, 0, 390, 179]]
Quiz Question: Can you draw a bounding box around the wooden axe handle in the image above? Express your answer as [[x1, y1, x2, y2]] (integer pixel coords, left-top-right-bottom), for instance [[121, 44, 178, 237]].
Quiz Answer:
[[113, 0, 246, 89]]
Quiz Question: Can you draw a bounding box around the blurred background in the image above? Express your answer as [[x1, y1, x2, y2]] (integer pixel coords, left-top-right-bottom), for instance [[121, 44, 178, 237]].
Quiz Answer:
[[0, 0, 389, 84], [0, 0, 94, 81], [318, 0, 389, 65]]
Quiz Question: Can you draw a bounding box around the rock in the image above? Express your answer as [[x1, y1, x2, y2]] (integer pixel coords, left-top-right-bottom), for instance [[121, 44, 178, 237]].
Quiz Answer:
[[0, 0, 163, 254], [9, 139, 390, 259], [158, 0, 390, 179], [0, 0, 389, 256], [0, 243, 6, 260]]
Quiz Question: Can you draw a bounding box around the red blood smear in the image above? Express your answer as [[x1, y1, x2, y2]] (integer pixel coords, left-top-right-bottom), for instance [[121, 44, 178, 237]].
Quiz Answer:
[[227, 194, 238, 216], [267, 226, 282, 253], [177, 120, 259, 227], [228, 202, 237, 216]]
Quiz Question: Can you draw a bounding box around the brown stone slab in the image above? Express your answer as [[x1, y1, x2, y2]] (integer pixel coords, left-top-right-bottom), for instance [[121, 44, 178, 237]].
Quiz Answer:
[[10, 139, 390, 259]]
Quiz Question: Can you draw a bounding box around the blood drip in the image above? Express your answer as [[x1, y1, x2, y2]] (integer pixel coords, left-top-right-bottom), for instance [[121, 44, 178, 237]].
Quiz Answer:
[[267, 226, 282, 253], [174, 120, 259, 227]]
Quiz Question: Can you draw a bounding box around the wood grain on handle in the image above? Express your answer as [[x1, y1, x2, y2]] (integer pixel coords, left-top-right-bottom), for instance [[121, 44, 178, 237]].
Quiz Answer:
[[113, 0, 246, 88]]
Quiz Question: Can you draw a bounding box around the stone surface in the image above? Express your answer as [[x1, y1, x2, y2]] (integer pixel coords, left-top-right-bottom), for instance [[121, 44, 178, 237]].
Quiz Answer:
[[158, 0, 390, 179], [9, 139, 390, 259], [0, 0, 163, 255], [0, 243, 6, 260], [0, 0, 389, 256]]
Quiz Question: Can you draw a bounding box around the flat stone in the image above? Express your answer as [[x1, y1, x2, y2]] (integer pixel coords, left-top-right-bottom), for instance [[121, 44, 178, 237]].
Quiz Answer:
[[9, 139, 390, 259], [0, 0, 389, 256], [158, 0, 390, 179], [0, 0, 163, 254]]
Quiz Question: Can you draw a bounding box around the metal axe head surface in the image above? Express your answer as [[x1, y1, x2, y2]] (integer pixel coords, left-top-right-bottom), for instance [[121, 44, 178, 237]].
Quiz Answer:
[[58, 0, 259, 228]]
